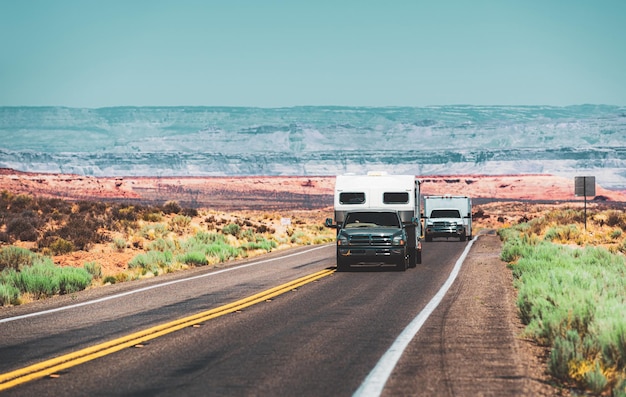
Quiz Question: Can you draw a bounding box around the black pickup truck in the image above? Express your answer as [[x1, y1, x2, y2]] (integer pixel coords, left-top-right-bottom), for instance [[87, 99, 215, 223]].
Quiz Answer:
[[326, 210, 409, 271]]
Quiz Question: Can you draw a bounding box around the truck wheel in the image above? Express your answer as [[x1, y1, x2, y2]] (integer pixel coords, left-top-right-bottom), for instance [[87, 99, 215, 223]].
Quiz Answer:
[[459, 235, 465, 241], [416, 250, 422, 264], [408, 251, 416, 268], [425, 235, 432, 242], [336, 258, 349, 272], [396, 257, 407, 271]]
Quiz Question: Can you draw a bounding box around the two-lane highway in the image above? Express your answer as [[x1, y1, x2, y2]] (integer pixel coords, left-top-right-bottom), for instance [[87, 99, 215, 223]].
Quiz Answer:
[[0, 240, 469, 396]]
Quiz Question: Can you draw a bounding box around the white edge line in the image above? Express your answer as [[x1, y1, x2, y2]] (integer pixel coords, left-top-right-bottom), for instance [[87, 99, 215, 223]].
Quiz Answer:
[[0, 245, 329, 324], [353, 236, 478, 397]]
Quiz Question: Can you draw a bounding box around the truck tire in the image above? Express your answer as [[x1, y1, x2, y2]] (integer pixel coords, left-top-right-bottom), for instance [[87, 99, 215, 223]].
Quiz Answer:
[[336, 257, 350, 272], [408, 250, 417, 268], [396, 256, 408, 271], [416, 249, 422, 264]]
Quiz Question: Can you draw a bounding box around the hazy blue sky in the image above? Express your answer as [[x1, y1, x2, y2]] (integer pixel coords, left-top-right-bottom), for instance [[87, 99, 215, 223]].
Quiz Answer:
[[1, 0, 625, 108]]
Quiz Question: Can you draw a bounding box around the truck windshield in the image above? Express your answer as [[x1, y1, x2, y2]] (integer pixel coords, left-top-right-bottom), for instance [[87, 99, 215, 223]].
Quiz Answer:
[[431, 209, 461, 218], [344, 212, 400, 228]]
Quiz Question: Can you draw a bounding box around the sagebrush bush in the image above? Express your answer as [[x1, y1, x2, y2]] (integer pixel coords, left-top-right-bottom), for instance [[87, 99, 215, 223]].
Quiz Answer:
[[129, 251, 173, 271], [222, 223, 241, 236], [0, 258, 93, 299], [148, 238, 177, 252], [169, 215, 191, 233], [140, 224, 169, 240], [162, 200, 181, 214], [178, 251, 208, 266], [0, 245, 36, 272], [49, 238, 75, 255], [112, 238, 127, 252], [502, 217, 626, 395], [84, 261, 102, 279], [6, 216, 38, 241], [0, 283, 20, 306], [242, 239, 277, 252]]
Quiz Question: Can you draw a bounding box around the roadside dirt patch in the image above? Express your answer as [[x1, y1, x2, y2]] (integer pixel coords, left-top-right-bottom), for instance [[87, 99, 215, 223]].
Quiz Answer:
[[385, 232, 565, 396]]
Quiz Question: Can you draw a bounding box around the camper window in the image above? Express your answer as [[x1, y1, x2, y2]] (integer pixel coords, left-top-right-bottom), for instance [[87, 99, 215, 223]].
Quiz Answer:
[[383, 192, 409, 204], [431, 209, 461, 218], [339, 192, 366, 204]]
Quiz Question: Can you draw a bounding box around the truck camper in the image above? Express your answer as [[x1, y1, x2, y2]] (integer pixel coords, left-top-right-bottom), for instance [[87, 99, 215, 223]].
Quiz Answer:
[[325, 172, 422, 271], [423, 195, 472, 241]]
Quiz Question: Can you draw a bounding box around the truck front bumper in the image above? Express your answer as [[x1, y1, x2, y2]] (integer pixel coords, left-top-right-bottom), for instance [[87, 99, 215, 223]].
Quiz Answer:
[[337, 246, 407, 265]]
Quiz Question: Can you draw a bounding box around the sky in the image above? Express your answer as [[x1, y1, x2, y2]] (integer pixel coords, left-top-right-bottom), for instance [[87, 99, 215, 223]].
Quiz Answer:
[[1, 0, 625, 108]]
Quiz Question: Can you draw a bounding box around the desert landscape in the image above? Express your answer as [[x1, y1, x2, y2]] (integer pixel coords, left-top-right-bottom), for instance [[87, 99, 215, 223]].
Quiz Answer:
[[2, 167, 625, 278], [2, 168, 625, 210]]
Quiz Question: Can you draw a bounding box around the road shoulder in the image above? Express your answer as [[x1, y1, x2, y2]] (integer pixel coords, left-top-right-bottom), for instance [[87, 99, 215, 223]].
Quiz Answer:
[[385, 232, 562, 396]]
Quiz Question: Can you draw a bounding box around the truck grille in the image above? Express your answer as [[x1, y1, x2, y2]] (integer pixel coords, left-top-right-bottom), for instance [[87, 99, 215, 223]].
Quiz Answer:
[[434, 221, 455, 227], [348, 235, 392, 246]]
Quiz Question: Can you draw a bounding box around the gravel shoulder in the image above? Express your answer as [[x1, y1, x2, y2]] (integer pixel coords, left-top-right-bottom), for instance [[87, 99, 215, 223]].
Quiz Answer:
[[385, 232, 566, 396]]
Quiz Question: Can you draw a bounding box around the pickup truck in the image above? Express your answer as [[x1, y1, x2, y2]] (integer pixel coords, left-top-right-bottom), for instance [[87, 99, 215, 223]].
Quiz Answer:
[[327, 209, 409, 271]]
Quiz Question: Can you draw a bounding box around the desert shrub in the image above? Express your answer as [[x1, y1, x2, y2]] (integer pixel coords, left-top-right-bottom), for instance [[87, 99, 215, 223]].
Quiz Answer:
[[35, 197, 71, 216], [84, 261, 102, 279], [9, 194, 34, 211], [178, 251, 208, 266], [140, 224, 169, 240], [0, 246, 36, 272], [182, 207, 198, 217], [162, 200, 181, 214], [188, 231, 225, 245], [543, 224, 580, 243], [112, 205, 138, 221], [290, 231, 310, 245], [610, 229, 623, 239], [204, 241, 242, 262], [112, 238, 127, 252], [103, 275, 117, 284], [148, 238, 177, 252], [169, 215, 191, 233], [501, 223, 626, 394], [6, 216, 38, 241], [239, 228, 256, 241], [242, 238, 277, 252], [49, 238, 75, 255], [57, 267, 92, 294], [606, 210, 625, 228], [129, 251, 173, 271], [142, 211, 163, 222], [0, 283, 20, 306], [222, 223, 240, 236], [549, 330, 583, 381], [54, 214, 105, 250], [3, 262, 56, 299]]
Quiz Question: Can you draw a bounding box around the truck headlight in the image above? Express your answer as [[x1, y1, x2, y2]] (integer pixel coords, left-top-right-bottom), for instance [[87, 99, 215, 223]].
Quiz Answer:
[[392, 235, 405, 246], [337, 235, 348, 246]]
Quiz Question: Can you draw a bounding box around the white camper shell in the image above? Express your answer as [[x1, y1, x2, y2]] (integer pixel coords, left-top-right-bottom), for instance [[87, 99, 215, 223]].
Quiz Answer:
[[334, 172, 420, 226], [423, 195, 472, 241], [328, 172, 422, 269]]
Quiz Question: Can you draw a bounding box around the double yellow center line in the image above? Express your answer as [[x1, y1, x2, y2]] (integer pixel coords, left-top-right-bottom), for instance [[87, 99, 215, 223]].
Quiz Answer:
[[0, 268, 335, 391]]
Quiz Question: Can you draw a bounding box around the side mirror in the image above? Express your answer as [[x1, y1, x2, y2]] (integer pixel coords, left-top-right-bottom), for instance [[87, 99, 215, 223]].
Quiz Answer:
[[324, 218, 336, 228]]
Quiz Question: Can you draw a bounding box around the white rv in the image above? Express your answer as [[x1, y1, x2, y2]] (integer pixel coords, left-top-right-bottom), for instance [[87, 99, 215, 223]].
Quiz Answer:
[[325, 172, 422, 270], [423, 195, 472, 241]]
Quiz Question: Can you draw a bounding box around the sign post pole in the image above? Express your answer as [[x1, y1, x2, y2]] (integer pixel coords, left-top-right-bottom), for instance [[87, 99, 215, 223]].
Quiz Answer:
[[574, 176, 596, 230]]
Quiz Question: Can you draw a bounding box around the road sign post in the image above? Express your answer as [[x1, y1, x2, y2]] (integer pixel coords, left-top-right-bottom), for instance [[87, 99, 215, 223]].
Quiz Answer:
[[574, 176, 596, 230]]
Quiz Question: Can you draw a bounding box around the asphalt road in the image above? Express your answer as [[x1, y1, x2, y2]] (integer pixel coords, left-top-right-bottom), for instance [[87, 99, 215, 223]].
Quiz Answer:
[[0, 240, 468, 396]]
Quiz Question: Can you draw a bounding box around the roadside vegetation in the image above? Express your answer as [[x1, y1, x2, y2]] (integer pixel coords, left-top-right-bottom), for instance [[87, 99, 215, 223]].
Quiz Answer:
[[0, 190, 335, 306], [499, 206, 626, 396]]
